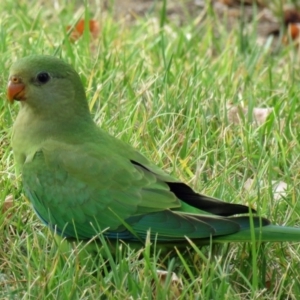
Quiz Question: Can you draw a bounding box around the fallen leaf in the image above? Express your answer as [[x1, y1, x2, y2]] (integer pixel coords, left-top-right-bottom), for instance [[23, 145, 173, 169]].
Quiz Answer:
[[154, 270, 183, 299], [217, 0, 265, 6], [244, 178, 287, 201], [66, 19, 100, 42], [227, 104, 247, 124], [284, 9, 300, 26], [253, 107, 273, 124], [2, 194, 14, 214], [281, 9, 300, 45], [272, 180, 287, 201], [227, 104, 273, 125]]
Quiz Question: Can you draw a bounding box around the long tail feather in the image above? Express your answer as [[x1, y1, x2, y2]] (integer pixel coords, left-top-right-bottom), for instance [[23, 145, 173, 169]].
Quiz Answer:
[[213, 225, 300, 243]]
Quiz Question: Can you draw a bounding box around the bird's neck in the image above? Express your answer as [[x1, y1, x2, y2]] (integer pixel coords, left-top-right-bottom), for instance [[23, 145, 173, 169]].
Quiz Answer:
[[12, 105, 95, 167]]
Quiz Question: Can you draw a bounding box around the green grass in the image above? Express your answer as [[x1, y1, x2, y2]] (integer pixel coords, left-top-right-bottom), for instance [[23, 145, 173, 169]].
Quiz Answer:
[[1, 0, 300, 299]]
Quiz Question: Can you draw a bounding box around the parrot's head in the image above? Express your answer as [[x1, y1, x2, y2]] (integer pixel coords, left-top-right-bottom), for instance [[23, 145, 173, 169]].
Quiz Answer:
[[7, 55, 90, 119]]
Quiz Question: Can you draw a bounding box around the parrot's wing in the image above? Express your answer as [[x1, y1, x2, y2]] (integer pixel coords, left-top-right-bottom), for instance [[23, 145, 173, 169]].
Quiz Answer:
[[22, 139, 265, 241]]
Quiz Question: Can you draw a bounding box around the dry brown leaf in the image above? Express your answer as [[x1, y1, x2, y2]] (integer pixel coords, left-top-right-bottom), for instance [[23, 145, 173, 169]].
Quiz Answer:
[[253, 107, 273, 124], [217, 0, 265, 6], [272, 181, 287, 201], [2, 194, 14, 214], [66, 19, 100, 42], [244, 178, 287, 201], [227, 104, 247, 124], [244, 178, 255, 192], [153, 270, 183, 299], [284, 9, 300, 26], [227, 104, 273, 125]]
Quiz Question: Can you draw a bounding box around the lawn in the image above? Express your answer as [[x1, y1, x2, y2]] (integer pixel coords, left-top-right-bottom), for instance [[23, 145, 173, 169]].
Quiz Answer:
[[1, 0, 300, 299]]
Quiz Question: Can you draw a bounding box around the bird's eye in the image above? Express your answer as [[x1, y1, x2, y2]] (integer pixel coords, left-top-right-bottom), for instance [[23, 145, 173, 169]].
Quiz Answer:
[[36, 72, 51, 84]]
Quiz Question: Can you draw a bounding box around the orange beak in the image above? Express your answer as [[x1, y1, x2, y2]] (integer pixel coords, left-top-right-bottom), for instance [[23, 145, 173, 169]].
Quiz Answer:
[[7, 76, 26, 103]]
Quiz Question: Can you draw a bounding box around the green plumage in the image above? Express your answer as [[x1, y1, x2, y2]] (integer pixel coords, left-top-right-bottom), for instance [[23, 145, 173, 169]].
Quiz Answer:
[[8, 55, 300, 246]]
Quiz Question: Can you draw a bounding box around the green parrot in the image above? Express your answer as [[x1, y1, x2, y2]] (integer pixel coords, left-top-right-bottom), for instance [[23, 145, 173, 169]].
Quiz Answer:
[[6, 55, 300, 247]]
